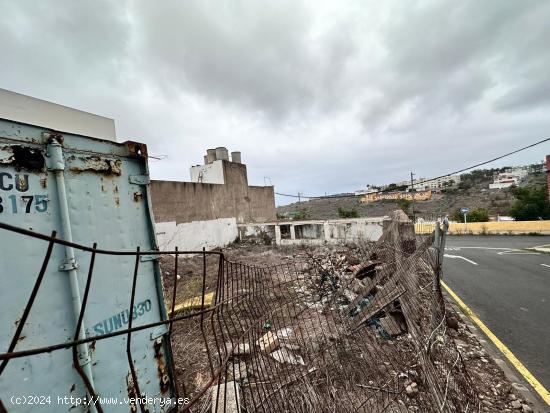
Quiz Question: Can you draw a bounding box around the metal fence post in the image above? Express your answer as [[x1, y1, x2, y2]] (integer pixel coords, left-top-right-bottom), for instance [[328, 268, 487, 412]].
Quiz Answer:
[[439, 216, 449, 277]]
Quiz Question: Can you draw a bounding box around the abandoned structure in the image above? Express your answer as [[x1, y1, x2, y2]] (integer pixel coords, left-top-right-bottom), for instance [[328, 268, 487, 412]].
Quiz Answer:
[[239, 217, 385, 245], [151, 148, 276, 251]]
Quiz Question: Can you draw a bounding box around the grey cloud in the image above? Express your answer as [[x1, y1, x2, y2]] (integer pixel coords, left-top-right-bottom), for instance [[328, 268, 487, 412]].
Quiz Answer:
[[497, 84, 550, 112], [1, 0, 550, 204], [130, 0, 356, 119], [360, 0, 549, 130]]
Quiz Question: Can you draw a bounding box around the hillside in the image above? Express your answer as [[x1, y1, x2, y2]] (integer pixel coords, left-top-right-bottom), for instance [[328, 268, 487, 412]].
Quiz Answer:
[[277, 170, 547, 220]]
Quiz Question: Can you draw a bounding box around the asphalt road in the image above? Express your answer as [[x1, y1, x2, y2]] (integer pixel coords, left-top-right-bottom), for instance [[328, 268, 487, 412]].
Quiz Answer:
[[442, 235, 550, 391]]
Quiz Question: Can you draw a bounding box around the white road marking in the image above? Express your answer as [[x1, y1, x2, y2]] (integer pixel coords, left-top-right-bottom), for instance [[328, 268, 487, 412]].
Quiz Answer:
[[446, 246, 539, 255], [531, 243, 550, 249], [443, 254, 479, 265], [445, 246, 511, 250], [497, 250, 540, 255], [540, 264, 550, 268]]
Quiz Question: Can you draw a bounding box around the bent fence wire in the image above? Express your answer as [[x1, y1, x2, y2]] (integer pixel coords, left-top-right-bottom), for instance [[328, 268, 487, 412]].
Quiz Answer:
[[0, 211, 479, 413]]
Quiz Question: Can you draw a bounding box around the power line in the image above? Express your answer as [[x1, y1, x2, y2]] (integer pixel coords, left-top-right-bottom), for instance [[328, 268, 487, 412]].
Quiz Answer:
[[275, 136, 550, 200]]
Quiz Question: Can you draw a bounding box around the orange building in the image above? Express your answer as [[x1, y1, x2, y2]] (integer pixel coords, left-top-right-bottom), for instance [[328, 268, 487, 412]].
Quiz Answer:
[[360, 189, 432, 203]]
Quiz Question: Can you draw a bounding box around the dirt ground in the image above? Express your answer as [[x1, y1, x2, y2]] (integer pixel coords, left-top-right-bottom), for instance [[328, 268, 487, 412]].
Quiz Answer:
[[159, 242, 536, 412]]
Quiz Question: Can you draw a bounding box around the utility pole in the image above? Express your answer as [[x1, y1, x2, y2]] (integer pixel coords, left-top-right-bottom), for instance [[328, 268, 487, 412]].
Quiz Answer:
[[410, 172, 416, 222], [298, 192, 301, 204]]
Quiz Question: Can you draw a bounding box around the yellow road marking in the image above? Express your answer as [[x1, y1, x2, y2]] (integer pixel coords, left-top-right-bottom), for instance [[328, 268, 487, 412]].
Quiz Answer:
[[442, 281, 550, 406]]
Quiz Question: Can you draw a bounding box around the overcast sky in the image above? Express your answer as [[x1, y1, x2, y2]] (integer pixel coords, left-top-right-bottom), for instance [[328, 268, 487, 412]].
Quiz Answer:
[[1, 0, 549, 205]]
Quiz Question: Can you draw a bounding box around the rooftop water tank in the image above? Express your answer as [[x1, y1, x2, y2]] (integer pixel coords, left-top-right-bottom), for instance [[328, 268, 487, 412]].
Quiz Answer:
[[231, 151, 242, 163], [215, 147, 229, 161]]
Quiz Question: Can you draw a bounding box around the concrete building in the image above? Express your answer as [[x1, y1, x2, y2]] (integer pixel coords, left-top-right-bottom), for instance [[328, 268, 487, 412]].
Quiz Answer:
[[421, 175, 461, 190], [151, 148, 276, 251], [489, 167, 528, 189], [360, 189, 432, 203], [189, 148, 242, 184], [0, 88, 116, 140], [378, 174, 460, 192], [239, 217, 385, 246]]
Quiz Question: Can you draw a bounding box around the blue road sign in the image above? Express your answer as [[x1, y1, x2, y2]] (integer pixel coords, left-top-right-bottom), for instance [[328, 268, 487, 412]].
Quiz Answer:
[[460, 207, 470, 214]]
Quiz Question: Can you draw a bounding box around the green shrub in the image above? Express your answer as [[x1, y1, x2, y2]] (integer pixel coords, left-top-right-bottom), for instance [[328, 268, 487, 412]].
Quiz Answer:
[[451, 208, 489, 222], [291, 208, 310, 220], [396, 198, 412, 214], [338, 207, 359, 218], [509, 186, 550, 221]]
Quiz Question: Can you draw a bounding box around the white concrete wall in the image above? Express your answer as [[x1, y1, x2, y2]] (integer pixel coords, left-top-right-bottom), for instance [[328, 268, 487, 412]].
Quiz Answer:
[[0, 88, 116, 140], [326, 220, 383, 243], [190, 160, 225, 184], [238, 217, 386, 246], [155, 217, 238, 251]]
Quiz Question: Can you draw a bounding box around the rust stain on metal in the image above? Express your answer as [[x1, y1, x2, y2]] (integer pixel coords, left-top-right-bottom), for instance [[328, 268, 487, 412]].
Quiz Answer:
[[126, 373, 138, 413], [40, 177, 48, 188], [124, 141, 148, 158], [16, 174, 29, 192], [115, 197, 120, 207], [0, 145, 45, 172], [70, 156, 122, 176], [153, 338, 170, 394], [133, 192, 143, 202]]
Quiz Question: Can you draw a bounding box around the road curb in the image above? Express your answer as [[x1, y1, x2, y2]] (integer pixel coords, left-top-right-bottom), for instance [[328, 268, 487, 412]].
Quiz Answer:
[[442, 288, 550, 413]]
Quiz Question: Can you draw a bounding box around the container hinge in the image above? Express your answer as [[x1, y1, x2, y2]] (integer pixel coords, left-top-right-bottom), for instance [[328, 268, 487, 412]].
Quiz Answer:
[[59, 258, 79, 271], [129, 175, 150, 185], [140, 255, 158, 262], [150, 325, 168, 340], [77, 351, 92, 366]]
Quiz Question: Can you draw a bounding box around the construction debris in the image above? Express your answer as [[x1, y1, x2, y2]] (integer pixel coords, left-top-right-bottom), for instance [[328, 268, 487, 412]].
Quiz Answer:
[[229, 361, 248, 381], [162, 210, 531, 412], [211, 381, 240, 413], [257, 331, 279, 354], [170, 291, 215, 314], [405, 382, 419, 398], [230, 343, 251, 357], [269, 347, 305, 366]]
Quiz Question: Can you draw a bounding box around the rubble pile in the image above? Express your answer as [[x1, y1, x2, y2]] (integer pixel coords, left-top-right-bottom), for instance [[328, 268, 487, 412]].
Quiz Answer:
[[161, 211, 534, 412]]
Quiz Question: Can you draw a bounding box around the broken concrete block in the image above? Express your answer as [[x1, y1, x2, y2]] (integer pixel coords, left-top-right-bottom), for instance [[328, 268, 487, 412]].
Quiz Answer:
[[405, 382, 418, 398], [229, 361, 248, 381], [276, 327, 293, 339], [510, 400, 522, 410], [230, 343, 251, 357], [350, 278, 365, 294], [257, 331, 279, 353], [281, 342, 300, 351], [270, 347, 305, 365], [211, 381, 240, 413], [342, 289, 358, 303]]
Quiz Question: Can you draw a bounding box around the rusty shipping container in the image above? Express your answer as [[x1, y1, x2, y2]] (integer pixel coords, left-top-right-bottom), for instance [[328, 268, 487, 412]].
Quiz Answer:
[[0, 118, 176, 412]]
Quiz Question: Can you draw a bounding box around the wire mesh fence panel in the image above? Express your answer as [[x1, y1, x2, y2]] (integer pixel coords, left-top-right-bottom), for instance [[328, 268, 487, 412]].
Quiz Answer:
[[0, 212, 480, 413]]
